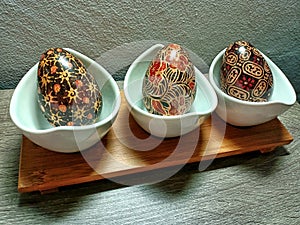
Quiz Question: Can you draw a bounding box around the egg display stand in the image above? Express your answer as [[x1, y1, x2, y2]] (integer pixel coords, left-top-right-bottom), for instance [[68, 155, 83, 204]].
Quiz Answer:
[[18, 92, 293, 194]]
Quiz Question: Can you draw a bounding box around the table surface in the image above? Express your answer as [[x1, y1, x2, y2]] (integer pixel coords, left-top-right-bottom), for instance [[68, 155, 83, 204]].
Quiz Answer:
[[1, 86, 299, 225]]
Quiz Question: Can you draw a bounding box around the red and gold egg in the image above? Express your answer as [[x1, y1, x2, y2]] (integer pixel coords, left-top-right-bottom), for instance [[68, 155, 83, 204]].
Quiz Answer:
[[142, 43, 196, 116], [220, 40, 273, 102]]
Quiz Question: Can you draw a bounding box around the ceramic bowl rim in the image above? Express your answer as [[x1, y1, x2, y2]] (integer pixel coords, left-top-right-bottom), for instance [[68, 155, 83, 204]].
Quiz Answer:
[[124, 43, 218, 121], [209, 48, 296, 106], [9, 48, 121, 135]]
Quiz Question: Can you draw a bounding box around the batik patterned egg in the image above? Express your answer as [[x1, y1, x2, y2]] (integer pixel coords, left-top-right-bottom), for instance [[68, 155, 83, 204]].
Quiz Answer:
[[220, 40, 273, 102], [37, 48, 102, 126], [142, 43, 196, 116]]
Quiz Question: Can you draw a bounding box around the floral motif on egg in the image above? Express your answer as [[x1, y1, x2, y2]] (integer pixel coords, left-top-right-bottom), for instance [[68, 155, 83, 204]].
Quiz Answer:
[[142, 44, 196, 116], [220, 41, 273, 102], [37, 48, 102, 126]]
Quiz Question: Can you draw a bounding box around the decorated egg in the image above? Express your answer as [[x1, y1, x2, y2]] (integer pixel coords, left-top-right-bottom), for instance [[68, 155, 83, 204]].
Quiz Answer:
[[220, 40, 273, 102], [142, 43, 196, 116], [37, 48, 102, 126]]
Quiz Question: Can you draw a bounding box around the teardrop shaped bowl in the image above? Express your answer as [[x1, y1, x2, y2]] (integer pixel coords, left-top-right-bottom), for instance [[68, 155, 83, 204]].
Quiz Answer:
[[10, 48, 121, 153], [208, 48, 296, 126], [124, 44, 218, 138]]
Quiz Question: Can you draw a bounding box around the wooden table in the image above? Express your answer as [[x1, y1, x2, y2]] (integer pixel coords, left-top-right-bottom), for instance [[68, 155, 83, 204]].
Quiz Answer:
[[1, 87, 299, 224]]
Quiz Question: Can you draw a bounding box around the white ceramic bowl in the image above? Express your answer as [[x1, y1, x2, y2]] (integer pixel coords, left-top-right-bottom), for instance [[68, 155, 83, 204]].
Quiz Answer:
[[10, 48, 121, 153], [209, 48, 296, 126], [124, 44, 218, 138]]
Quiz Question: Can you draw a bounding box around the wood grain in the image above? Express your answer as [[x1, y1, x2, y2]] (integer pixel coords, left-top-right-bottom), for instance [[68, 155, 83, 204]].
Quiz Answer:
[[18, 92, 293, 193]]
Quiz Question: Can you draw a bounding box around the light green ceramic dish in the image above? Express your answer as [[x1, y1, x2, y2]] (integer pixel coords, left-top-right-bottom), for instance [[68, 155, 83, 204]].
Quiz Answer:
[[10, 48, 121, 153], [124, 44, 218, 138], [209, 48, 296, 126]]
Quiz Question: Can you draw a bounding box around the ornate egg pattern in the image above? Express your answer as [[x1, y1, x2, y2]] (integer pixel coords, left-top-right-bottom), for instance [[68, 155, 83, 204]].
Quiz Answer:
[[142, 44, 196, 116], [220, 40, 273, 102], [37, 48, 102, 126]]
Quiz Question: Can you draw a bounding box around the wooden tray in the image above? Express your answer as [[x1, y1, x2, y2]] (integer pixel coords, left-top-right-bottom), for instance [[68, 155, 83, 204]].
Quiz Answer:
[[18, 93, 293, 193]]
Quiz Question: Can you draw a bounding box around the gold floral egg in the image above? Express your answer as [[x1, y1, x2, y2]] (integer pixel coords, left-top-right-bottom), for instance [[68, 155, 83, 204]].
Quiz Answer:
[[142, 43, 196, 116], [37, 48, 102, 126], [220, 40, 273, 102]]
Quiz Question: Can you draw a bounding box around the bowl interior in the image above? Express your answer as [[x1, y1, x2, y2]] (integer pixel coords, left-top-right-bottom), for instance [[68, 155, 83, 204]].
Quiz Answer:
[[10, 48, 120, 132], [211, 49, 296, 105], [124, 44, 217, 118]]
